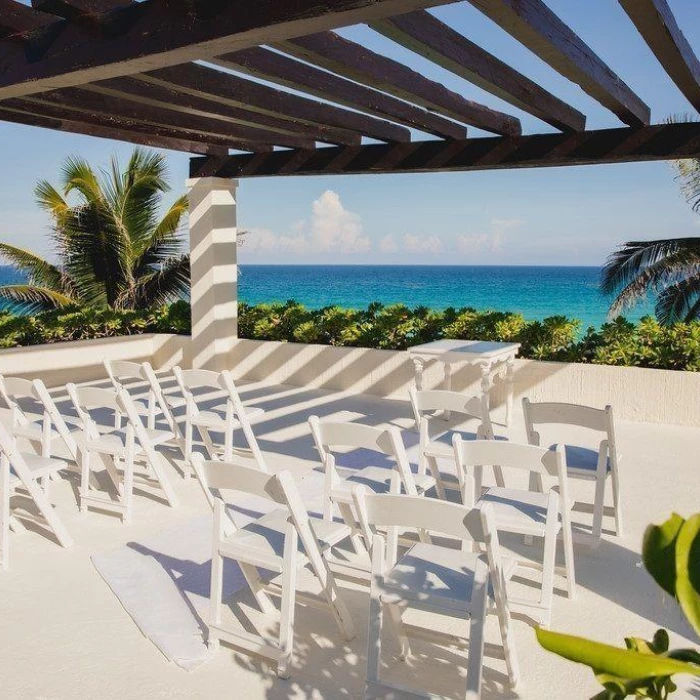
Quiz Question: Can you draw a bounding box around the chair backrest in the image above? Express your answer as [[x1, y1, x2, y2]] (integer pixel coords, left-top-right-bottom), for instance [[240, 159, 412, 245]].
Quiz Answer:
[[522, 399, 614, 448], [0, 374, 43, 425], [353, 489, 504, 573], [309, 415, 418, 494], [409, 388, 494, 440], [104, 359, 147, 384], [173, 366, 223, 392]]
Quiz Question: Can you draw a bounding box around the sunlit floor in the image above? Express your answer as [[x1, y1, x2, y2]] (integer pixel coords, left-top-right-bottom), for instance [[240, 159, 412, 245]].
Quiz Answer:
[[0, 378, 698, 699]]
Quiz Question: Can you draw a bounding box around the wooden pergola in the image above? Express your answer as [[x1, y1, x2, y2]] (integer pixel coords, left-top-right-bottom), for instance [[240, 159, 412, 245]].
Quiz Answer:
[[1, 0, 700, 366]]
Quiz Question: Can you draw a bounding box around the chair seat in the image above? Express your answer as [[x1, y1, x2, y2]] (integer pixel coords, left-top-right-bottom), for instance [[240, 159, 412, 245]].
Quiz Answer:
[[163, 394, 187, 410], [380, 542, 517, 614], [190, 406, 265, 430], [551, 443, 610, 478], [79, 427, 174, 456], [478, 487, 554, 535], [13, 420, 57, 442], [10, 453, 67, 486], [331, 467, 435, 503], [219, 508, 351, 572]]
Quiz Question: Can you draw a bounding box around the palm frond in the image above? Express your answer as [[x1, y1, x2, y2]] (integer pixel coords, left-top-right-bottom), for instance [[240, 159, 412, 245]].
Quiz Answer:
[[0, 243, 72, 293], [134, 195, 189, 275], [128, 255, 190, 309], [655, 274, 700, 324], [0, 284, 75, 312]]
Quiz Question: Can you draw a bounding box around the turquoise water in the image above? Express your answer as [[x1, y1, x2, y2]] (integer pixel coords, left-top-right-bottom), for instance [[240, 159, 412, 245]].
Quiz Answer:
[[0, 264, 654, 330], [239, 265, 653, 330]]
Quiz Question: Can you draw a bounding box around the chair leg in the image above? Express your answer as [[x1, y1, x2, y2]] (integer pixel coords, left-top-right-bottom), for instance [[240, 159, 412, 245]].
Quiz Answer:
[[611, 465, 623, 537], [426, 455, 446, 500], [385, 603, 411, 660], [122, 455, 134, 525], [539, 528, 556, 628], [466, 571, 489, 699], [79, 448, 91, 514], [562, 519, 577, 601], [366, 584, 384, 686], [495, 597, 519, 689], [184, 421, 193, 476], [591, 473, 607, 541], [314, 559, 355, 641], [208, 548, 224, 652], [278, 526, 298, 679], [338, 502, 366, 556]]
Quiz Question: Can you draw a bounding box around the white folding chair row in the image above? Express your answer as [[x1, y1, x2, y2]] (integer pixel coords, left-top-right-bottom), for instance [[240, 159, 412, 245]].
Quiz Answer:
[[104, 359, 186, 456], [193, 455, 355, 679], [410, 388, 505, 498], [309, 416, 436, 560], [523, 399, 623, 542], [67, 384, 179, 523], [173, 367, 266, 472], [353, 490, 519, 700], [454, 437, 576, 627], [0, 418, 73, 569]]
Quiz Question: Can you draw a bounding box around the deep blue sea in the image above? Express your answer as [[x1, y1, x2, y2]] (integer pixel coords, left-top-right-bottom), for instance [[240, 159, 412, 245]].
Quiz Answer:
[[0, 265, 654, 330]]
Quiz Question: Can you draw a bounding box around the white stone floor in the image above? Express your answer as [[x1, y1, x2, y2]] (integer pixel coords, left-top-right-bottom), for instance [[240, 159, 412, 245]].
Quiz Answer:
[[0, 379, 698, 700]]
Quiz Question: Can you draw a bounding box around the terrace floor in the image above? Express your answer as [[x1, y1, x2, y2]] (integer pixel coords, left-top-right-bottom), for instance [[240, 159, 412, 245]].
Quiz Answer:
[[0, 378, 698, 699]]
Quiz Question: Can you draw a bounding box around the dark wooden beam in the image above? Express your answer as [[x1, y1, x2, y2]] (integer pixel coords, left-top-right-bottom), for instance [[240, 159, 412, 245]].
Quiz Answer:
[[31, 1, 131, 21], [89, 76, 360, 146], [16, 86, 316, 149], [0, 105, 228, 155], [212, 46, 466, 140], [190, 123, 700, 178], [0, 0, 57, 37], [277, 31, 521, 136], [371, 11, 586, 132], [4, 98, 275, 153], [0, 0, 454, 98], [467, 0, 651, 127], [619, 0, 700, 112], [140, 63, 409, 143]]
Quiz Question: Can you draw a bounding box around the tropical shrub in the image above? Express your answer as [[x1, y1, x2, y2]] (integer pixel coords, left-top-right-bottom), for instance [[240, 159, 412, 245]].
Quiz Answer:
[[537, 512, 700, 699], [3, 300, 700, 371]]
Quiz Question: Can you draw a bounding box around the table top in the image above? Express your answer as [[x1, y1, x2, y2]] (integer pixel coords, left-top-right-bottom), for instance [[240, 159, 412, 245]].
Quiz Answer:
[[408, 339, 521, 360]]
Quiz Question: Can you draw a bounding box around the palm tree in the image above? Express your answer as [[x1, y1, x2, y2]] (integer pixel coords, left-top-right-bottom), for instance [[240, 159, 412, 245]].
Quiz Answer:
[[0, 148, 189, 312], [601, 153, 700, 325]]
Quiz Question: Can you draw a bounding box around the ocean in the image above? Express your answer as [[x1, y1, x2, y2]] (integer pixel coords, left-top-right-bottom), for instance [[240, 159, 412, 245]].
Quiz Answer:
[[0, 265, 653, 330]]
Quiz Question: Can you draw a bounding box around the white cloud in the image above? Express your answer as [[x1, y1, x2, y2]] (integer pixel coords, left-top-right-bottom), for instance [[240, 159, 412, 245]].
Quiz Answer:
[[379, 234, 399, 253], [456, 218, 524, 255], [403, 233, 444, 255], [241, 190, 369, 256]]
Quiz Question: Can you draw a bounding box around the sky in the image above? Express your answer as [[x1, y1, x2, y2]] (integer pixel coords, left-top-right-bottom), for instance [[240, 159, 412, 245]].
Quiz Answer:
[[1, 0, 700, 267]]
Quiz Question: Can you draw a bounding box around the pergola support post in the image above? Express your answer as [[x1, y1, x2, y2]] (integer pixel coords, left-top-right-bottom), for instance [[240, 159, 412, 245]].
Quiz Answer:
[[186, 177, 239, 371]]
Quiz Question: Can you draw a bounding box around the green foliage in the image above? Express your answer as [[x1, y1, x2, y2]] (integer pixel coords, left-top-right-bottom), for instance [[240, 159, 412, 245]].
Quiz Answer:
[[5, 300, 700, 372], [0, 148, 189, 312], [537, 513, 700, 699]]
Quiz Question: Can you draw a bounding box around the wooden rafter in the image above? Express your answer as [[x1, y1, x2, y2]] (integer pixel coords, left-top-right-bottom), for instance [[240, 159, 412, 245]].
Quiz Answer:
[[12, 87, 315, 149], [467, 0, 651, 127], [371, 11, 586, 132], [139, 63, 409, 143], [31, 1, 131, 20], [619, 0, 700, 112], [0, 0, 55, 37], [190, 123, 700, 179], [212, 47, 467, 140], [88, 76, 361, 146], [277, 31, 521, 136], [0, 105, 229, 155], [0, 0, 454, 98]]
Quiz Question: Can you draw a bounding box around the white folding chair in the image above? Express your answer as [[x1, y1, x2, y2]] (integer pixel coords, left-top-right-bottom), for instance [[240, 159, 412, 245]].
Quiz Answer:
[[523, 399, 622, 542], [353, 490, 519, 700], [410, 388, 505, 498], [172, 367, 266, 470], [67, 384, 179, 523], [192, 455, 355, 679], [0, 418, 74, 569], [454, 438, 576, 626], [0, 374, 81, 464], [104, 359, 186, 457], [309, 416, 435, 538]]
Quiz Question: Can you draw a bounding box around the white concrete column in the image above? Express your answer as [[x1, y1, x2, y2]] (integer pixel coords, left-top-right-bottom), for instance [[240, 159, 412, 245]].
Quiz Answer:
[[187, 177, 239, 371]]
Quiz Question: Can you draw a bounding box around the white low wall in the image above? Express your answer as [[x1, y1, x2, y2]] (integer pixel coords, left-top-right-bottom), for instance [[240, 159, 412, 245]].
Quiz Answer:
[[0, 334, 697, 426]]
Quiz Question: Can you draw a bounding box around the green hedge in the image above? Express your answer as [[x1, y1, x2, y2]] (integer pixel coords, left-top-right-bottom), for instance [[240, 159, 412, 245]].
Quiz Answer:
[[1, 299, 700, 371]]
